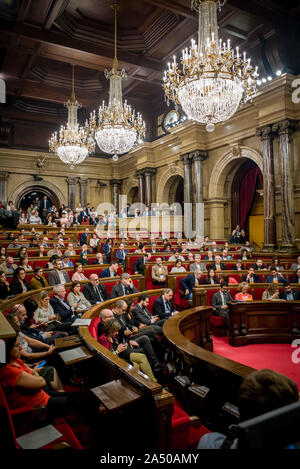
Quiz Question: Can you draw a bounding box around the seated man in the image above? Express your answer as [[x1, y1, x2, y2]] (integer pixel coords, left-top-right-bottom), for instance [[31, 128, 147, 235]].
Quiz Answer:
[[64, 243, 76, 257], [151, 257, 168, 287], [152, 288, 179, 320], [30, 266, 49, 290], [221, 249, 233, 261], [11, 303, 57, 346], [243, 267, 260, 283], [266, 269, 288, 285], [132, 294, 165, 334], [110, 272, 138, 298], [50, 284, 76, 324], [209, 255, 226, 272], [61, 254, 74, 268], [47, 245, 63, 258], [190, 254, 206, 272], [48, 259, 71, 286], [133, 252, 152, 275], [115, 243, 128, 267], [169, 250, 185, 263], [100, 260, 119, 278], [0, 256, 18, 274], [204, 250, 214, 261], [80, 228, 90, 246], [180, 270, 203, 301], [210, 282, 233, 319], [279, 283, 300, 300], [92, 252, 107, 265], [198, 369, 299, 449], [252, 258, 267, 270], [290, 255, 300, 271], [83, 274, 109, 305], [232, 259, 243, 270]]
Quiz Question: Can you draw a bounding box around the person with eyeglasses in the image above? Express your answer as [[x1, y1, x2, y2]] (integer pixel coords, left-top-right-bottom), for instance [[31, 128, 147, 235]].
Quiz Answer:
[[83, 274, 109, 305], [210, 283, 233, 319]]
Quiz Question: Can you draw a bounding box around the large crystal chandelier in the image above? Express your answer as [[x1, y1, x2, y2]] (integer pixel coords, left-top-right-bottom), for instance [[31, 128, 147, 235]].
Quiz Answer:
[[49, 65, 95, 169], [87, 3, 146, 161], [163, 0, 259, 132]]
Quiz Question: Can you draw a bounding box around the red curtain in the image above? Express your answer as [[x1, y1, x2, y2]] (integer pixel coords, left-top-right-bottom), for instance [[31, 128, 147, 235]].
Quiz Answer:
[[239, 167, 263, 229]]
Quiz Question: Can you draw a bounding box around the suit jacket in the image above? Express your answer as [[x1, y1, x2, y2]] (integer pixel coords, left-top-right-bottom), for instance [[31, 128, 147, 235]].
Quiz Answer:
[[0, 262, 18, 274], [110, 282, 138, 299], [99, 268, 117, 278], [82, 282, 109, 305], [11, 279, 31, 296], [80, 232, 88, 245], [115, 249, 128, 266], [132, 304, 153, 325], [211, 290, 233, 312], [152, 295, 175, 320], [242, 274, 260, 283], [102, 243, 112, 257], [279, 290, 300, 300], [151, 264, 168, 282], [50, 296, 75, 322], [291, 276, 300, 284], [252, 263, 267, 270], [40, 199, 51, 211], [209, 262, 226, 271], [190, 262, 206, 272], [266, 275, 288, 285], [133, 257, 146, 275], [48, 269, 71, 286], [180, 274, 201, 297]]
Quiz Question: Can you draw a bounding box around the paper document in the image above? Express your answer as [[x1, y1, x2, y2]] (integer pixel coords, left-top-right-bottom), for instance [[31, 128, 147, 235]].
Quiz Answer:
[[17, 425, 62, 449], [71, 318, 91, 326], [59, 347, 87, 362]]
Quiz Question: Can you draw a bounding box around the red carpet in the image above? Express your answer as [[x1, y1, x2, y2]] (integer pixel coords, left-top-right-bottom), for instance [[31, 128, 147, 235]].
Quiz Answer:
[[213, 336, 300, 389]]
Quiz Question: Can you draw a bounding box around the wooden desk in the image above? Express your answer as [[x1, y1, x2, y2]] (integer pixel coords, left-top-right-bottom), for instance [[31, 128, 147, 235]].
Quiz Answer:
[[91, 379, 143, 412], [54, 335, 83, 351], [58, 345, 94, 365], [228, 301, 300, 346]]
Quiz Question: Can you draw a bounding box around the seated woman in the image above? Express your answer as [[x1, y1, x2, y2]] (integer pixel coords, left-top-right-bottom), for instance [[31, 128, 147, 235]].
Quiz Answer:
[[268, 256, 284, 271], [0, 331, 88, 421], [204, 268, 219, 285], [292, 267, 300, 284], [17, 246, 28, 259], [72, 262, 88, 282], [98, 319, 157, 382], [35, 291, 73, 334], [11, 267, 31, 296], [219, 273, 238, 285], [0, 246, 7, 261], [79, 252, 89, 266], [234, 282, 253, 301], [20, 256, 33, 272], [89, 233, 99, 252], [171, 259, 187, 273], [67, 282, 91, 315], [30, 267, 49, 290], [0, 270, 11, 300], [261, 283, 280, 300], [240, 248, 251, 261]]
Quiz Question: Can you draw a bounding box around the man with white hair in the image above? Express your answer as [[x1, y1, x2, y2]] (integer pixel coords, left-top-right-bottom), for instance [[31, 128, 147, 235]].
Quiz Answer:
[[189, 254, 206, 272], [50, 285, 76, 323], [0, 256, 18, 274], [110, 273, 138, 298]]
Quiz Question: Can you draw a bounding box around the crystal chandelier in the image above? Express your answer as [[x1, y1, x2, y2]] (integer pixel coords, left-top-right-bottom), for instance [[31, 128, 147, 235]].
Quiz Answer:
[[87, 3, 146, 161], [163, 0, 259, 132], [49, 65, 95, 169]]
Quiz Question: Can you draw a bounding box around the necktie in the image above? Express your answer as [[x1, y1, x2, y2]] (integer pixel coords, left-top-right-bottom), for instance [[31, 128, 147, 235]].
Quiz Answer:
[[94, 287, 103, 302]]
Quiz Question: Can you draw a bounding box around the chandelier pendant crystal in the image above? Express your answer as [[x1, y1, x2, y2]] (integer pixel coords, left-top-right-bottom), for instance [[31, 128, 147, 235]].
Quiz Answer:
[[163, 0, 259, 132], [87, 3, 146, 161], [49, 65, 95, 169]]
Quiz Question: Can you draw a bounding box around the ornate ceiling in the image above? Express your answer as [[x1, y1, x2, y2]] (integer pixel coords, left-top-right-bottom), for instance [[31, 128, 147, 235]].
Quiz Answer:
[[0, 0, 299, 154]]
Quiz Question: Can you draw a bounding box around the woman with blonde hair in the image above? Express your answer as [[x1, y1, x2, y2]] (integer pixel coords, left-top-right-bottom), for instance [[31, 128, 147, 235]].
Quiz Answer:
[[262, 283, 280, 300], [234, 282, 253, 301]]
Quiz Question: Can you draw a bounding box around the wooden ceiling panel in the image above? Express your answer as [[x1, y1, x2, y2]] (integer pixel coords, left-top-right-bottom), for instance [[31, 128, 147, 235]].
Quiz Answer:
[[25, 0, 54, 26]]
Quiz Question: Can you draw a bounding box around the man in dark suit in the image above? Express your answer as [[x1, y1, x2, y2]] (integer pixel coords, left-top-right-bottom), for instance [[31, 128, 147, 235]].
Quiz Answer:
[[152, 289, 178, 320], [232, 259, 243, 270], [180, 270, 203, 301], [210, 283, 233, 319], [83, 274, 109, 305], [110, 273, 138, 298], [243, 267, 260, 284], [48, 259, 71, 286], [266, 269, 288, 286], [279, 284, 300, 300], [80, 228, 90, 245], [92, 253, 108, 265], [115, 243, 129, 266], [209, 255, 226, 272], [132, 294, 165, 333], [100, 261, 119, 278], [133, 253, 152, 275], [39, 195, 51, 222], [252, 258, 267, 270], [50, 284, 76, 324]]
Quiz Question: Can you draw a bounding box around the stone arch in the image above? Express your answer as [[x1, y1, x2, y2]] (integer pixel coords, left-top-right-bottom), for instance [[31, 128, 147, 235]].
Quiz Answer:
[[156, 165, 184, 204], [208, 146, 263, 199], [9, 179, 67, 209], [123, 177, 139, 204]]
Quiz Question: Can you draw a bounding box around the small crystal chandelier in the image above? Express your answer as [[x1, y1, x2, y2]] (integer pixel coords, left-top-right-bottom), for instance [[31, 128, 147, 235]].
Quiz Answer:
[[163, 0, 259, 132], [87, 3, 146, 161], [49, 65, 95, 169]]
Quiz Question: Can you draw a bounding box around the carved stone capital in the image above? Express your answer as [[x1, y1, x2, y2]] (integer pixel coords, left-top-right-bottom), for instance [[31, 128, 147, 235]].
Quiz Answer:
[[110, 179, 122, 187], [0, 171, 9, 181], [256, 124, 274, 141], [78, 178, 90, 186], [66, 177, 77, 186], [179, 153, 193, 164], [180, 150, 207, 163], [143, 167, 157, 176], [272, 119, 298, 138], [136, 169, 145, 178]]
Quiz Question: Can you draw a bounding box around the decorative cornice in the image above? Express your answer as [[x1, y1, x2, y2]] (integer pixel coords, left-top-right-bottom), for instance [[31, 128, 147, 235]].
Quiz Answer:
[[110, 179, 122, 186]]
